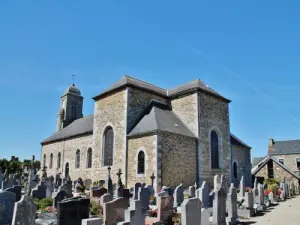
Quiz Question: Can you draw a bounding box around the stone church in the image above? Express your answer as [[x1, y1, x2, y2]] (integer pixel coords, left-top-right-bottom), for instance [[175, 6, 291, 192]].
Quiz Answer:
[[41, 75, 252, 191]]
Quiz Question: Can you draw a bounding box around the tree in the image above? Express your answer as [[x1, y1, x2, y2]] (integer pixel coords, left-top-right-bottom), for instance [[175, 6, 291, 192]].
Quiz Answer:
[[0, 158, 9, 173]]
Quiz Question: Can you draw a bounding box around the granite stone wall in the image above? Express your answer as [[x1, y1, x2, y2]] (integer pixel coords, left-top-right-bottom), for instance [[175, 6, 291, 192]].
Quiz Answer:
[[198, 92, 231, 187], [271, 154, 300, 174], [232, 144, 252, 187], [127, 135, 157, 189], [254, 161, 299, 183], [41, 134, 94, 181], [171, 93, 198, 136], [92, 89, 128, 184], [158, 131, 197, 188]]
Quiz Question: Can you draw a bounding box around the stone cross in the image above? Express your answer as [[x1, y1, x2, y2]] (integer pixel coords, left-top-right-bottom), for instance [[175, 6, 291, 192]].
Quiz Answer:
[[116, 168, 123, 188], [212, 187, 226, 224], [181, 198, 202, 225], [227, 184, 238, 224], [107, 166, 113, 195], [150, 172, 155, 187]]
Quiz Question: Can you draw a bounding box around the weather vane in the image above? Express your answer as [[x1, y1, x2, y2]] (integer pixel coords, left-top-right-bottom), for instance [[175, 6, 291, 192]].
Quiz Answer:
[[72, 74, 76, 86]]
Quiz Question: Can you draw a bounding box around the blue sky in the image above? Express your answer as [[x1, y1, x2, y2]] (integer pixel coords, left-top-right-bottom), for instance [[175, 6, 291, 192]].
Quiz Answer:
[[1, 1, 300, 160]]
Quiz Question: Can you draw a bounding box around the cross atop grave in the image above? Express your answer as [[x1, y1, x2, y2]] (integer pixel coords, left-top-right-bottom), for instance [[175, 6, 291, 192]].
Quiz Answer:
[[107, 166, 113, 195], [151, 172, 155, 187], [116, 168, 123, 187]]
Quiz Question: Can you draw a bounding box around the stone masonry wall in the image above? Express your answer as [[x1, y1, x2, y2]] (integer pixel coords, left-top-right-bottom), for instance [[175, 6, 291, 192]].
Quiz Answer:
[[255, 161, 298, 183], [272, 154, 300, 174], [127, 135, 157, 189], [232, 144, 252, 187], [171, 93, 198, 136], [92, 90, 127, 184], [41, 134, 94, 181], [127, 87, 168, 132], [198, 92, 231, 187], [158, 131, 197, 188]]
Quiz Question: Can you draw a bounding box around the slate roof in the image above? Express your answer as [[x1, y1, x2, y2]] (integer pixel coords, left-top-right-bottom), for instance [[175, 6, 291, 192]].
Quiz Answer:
[[93, 75, 230, 102], [41, 115, 94, 145], [270, 139, 300, 155], [251, 155, 300, 180], [252, 157, 265, 166], [128, 100, 196, 138], [230, 133, 251, 149]]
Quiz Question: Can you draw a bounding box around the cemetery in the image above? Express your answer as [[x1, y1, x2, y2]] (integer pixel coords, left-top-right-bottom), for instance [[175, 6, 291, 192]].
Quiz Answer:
[[0, 156, 299, 225]]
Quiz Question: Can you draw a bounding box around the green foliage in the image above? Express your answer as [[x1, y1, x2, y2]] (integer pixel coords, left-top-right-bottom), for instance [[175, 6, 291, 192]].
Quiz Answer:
[[0, 159, 9, 173], [265, 178, 279, 185], [89, 200, 103, 217], [34, 198, 53, 211]]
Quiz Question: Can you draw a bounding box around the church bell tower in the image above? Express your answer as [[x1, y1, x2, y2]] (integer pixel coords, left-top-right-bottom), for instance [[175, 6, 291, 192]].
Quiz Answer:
[[56, 82, 83, 132]]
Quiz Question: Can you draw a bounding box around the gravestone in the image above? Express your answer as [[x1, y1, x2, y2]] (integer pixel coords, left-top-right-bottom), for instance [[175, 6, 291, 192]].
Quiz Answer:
[[91, 187, 107, 198], [198, 181, 210, 208], [0, 172, 4, 189], [157, 195, 173, 222], [189, 185, 196, 197], [53, 189, 68, 208], [58, 181, 73, 198], [31, 182, 47, 199], [103, 197, 129, 225], [201, 208, 211, 225], [98, 180, 105, 187], [0, 190, 16, 225], [214, 175, 221, 191], [145, 185, 155, 195], [84, 179, 92, 190], [45, 178, 54, 198], [181, 198, 202, 225], [57, 197, 90, 225], [212, 187, 226, 225], [5, 185, 22, 202], [82, 218, 102, 225], [258, 184, 264, 206], [227, 184, 238, 224], [173, 183, 184, 207], [138, 187, 151, 210], [100, 193, 113, 207], [11, 195, 36, 225], [269, 192, 275, 205], [239, 176, 245, 198], [133, 182, 142, 199], [220, 174, 228, 194], [121, 200, 144, 225]]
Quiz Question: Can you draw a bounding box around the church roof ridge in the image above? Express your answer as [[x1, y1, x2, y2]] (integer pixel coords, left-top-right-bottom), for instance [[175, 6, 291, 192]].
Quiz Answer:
[[92, 75, 230, 102]]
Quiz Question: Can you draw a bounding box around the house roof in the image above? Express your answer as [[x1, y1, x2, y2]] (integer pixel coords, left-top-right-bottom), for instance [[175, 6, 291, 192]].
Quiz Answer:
[[92, 75, 230, 102], [252, 157, 265, 166], [251, 155, 300, 180], [270, 139, 300, 155], [41, 115, 94, 145], [128, 100, 196, 138], [230, 133, 251, 149]]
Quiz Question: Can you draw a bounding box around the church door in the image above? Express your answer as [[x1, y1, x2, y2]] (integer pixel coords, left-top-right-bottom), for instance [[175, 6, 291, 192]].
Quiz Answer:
[[65, 162, 69, 178]]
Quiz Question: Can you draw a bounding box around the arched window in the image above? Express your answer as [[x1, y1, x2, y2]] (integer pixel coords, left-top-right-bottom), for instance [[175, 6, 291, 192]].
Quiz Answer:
[[57, 152, 61, 169], [71, 102, 77, 119], [103, 126, 114, 166], [87, 148, 92, 168], [75, 149, 80, 168], [211, 130, 219, 169], [233, 162, 237, 178], [49, 153, 53, 169], [137, 151, 145, 174], [43, 154, 46, 167]]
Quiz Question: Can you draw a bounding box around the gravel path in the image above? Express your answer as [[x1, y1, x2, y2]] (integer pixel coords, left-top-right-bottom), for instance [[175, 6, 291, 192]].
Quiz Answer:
[[240, 196, 300, 225]]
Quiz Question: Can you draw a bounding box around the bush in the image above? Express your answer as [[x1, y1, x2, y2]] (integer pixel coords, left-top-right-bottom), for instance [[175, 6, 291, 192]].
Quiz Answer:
[[89, 200, 103, 217], [265, 178, 279, 185], [34, 198, 53, 211]]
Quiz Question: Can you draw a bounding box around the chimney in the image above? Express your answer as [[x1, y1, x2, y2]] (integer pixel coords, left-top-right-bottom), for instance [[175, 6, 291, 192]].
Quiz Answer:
[[268, 138, 274, 154]]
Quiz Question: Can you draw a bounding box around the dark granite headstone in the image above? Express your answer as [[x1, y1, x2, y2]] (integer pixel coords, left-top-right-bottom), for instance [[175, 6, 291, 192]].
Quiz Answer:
[[31, 183, 47, 199], [57, 197, 90, 225], [53, 190, 68, 208], [0, 190, 16, 225], [5, 185, 22, 202], [91, 187, 107, 198]]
